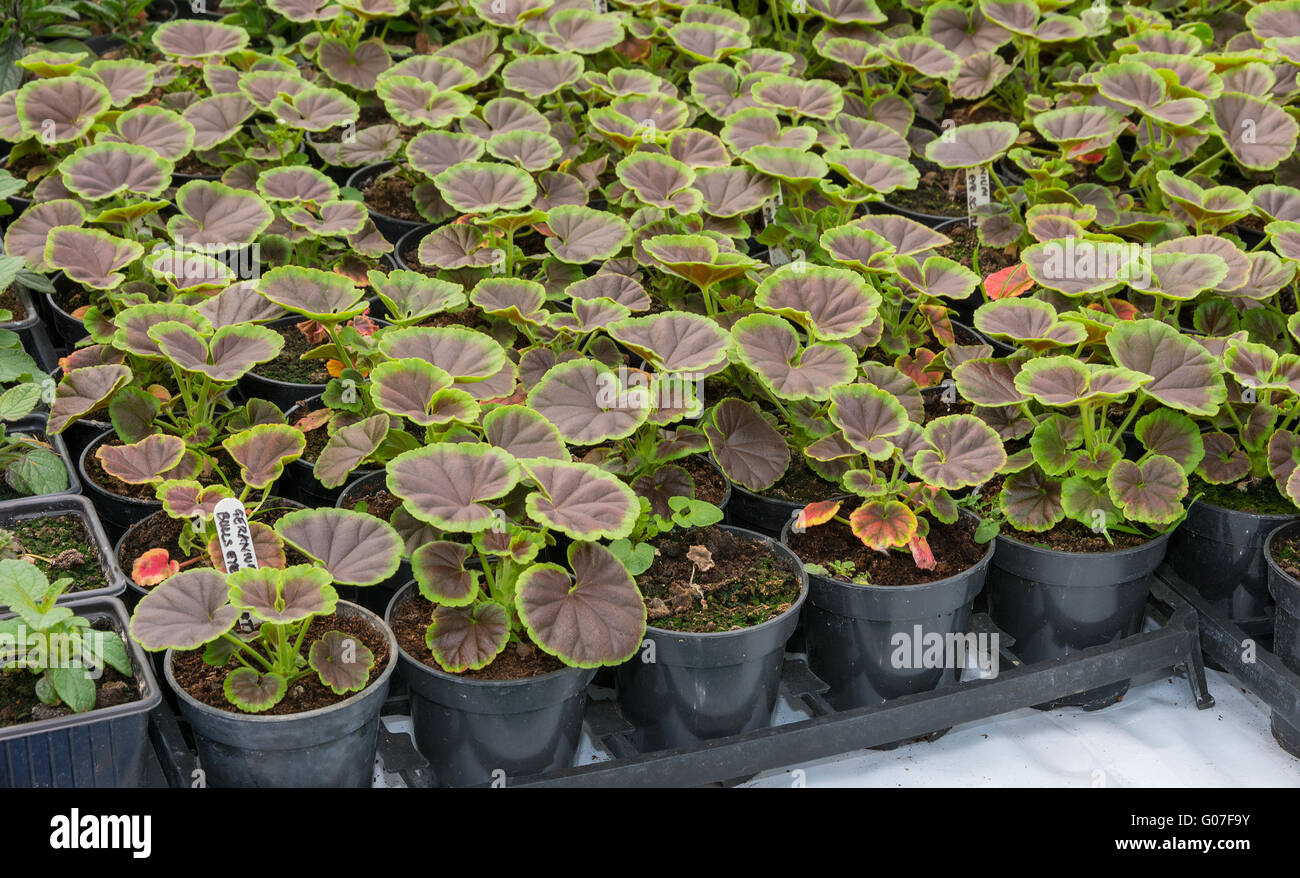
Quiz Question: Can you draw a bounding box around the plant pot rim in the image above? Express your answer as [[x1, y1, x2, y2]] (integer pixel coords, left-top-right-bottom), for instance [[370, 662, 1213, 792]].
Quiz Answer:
[[1263, 519, 1300, 590], [163, 598, 398, 724], [983, 512, 1176, 559], [0, 493, 127, 599], [0, 282, 42, 331], [782, 507, 993, 594], [385, 580, 595, 690], [79, 428, 165, 511], [1186, 495, 1300, 522], [347, 161, 427, 229], [644, 523, 809, 640], [0, 595, 162, 741]]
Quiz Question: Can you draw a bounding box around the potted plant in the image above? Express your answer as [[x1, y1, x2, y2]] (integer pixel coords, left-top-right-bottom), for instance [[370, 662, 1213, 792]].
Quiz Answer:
[[0, 561, 160, 787], [383, 439, 647, 785], [127, 506, 405, 787]]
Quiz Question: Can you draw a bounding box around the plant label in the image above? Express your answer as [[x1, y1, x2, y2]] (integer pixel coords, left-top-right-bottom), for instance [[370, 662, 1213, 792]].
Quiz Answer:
[[966, 164, 991, 225], [214, 497, 259, 634]]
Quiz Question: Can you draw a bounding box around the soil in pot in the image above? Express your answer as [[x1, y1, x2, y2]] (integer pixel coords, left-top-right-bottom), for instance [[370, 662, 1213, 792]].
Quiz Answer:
[[249, 322, 332, 385], [49, 284, 92, 319], [639, 525, 801, 632], [0, 619, 139, 727], [391, 591, 564, 680], [754, 454, 843, 504], [922, 388, 974, 423], [681, 454, 727, 506], [936, 221, 1020, 275], [170, 609, 390, 715], [888, 164, 972, 218], [1188, 474, 1296, 516], [341, 478, 402, 519], [362, 170, 424, 223], [173, 154, 223, 177], [2, 514, 104, 594], [0, 285, 28, 322], [788, 512, 984, 585], [1271, 530, 1300, 578], [118, 503, 309, 591], [972, 475, 1151, 553]]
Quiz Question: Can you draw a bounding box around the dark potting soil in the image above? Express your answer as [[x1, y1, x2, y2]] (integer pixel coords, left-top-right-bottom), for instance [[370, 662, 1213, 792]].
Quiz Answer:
[[0, 620, 139, 728], [363, 171, 423, 222], [1189, 473, 1297, 516], [758, 453, 843, 503], [889, 165, 968, 217], [400, 245, 437, 276], [937, 221, 1019, 275], [953, 322, 984, 346], [640, 525, 801, 632], [392, 592, 566, 680], [50, 285, 92, 317], [923, 389, 974, 422], [1, 514, 104, 593], [1270, 533, 1300, 580], [252, 324, 332, 385], [170, 610, 391, 715], [174, 154, 221, 176], [787, 513, 983, 586], [682, 454, 727, 506], [119, 503, 308, 589], [345, 482, 403, 520], [0, 286, 28, 323], [973, 475, 1152, 552]]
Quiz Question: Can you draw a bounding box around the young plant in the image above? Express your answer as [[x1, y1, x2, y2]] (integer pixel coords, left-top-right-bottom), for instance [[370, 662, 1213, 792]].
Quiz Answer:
[[387, 441, 647, 672], [0, 560, 133, 714]]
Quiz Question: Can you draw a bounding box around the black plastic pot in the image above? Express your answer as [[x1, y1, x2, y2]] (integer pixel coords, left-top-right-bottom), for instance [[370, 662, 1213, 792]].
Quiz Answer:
[[79, 429, 163, 542], [0, 595, 161, 787], [43, 274, 89, 349], [783, 512, 992, 711], [3, 283, 60, 373], [1167, 499, 1296, 624], [394, 222, 435, 271], [386, 581, 594, 786], [237, 316, 328, 412], [60, 417, 112, 468], [348, 163, 427, 245], [8, 414, 80, 499], [984, 526, 1173, 710], [0, 494, 125, 607], [1264, 521, 1300, 757], [615, 526, 808, 751], [164, 599, 397, 787]]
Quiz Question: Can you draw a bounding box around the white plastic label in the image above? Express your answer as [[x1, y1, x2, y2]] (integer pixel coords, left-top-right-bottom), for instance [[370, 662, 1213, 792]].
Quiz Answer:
[[966, 164, 991, 225], [214, 497, 259, 574]]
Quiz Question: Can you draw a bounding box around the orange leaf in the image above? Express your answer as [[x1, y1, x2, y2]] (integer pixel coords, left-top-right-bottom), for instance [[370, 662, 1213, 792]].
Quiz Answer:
[[326, 359, 346, 378], [983, 263, 1033, 300], [908, 534, 936, 571], [132, 548, 179, 586], [796, 499, 842, 530], [895, 349, 944, 388], [295, 409, 332, 431]]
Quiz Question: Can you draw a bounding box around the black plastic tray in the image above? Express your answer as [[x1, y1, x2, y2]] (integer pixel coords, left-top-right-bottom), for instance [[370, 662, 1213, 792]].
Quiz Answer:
[[142, 579, 1214, 788]]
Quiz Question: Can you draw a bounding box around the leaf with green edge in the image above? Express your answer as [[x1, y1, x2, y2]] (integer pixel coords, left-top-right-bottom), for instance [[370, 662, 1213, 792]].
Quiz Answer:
[[974, 299, 1087, 350], [152, 19, 249, 59], [15, 77, 109, 144], [1212, 92, 1299, 172], [274, 507, 403, 586], [183, 93, 255, 151], [426, 602, 510, 673], [47, 365, 131, 435], [270, 85, 359, 134], [309, 629, 375, 695], [912, 414, 1006, 490], [150, 322, 282, 382], [743, 146, 828, 186], [640, 234, 761, 289], [1014, 357, 1150, 406], [952, 357, 1026, 407], [828, 383, 908, 460], [167, 180, 274, 248], [895, 254, 979, 301], [221, 424, 304, 490], [483, 405, 569, 461], [128, 569, 238, 651], [318, 37, 390, 91], [999, 467, 1064, 532], [109, 386, 160, 444], [434, 160, 535, 215], [470, 276, 547, 325], [223, 669, 287, 713], [730, 313, 855, 402], [1061, 476, 1121, 532], [412, 540, 478, 606], [607, 311, 730, 375], [99, 105, 192, 161], [703, 398, 789, 491], [1029, 414, 1082, 476], [1134, 409, 1204, 475], [667, 21, 751, 63], [501, 52, 583, 99], [257, 265, 366, 322], [43, 227, 142, 291], [820, 224, 896, 274], [545, 206, 631, 263], [616, 152, 700, 213], [527, 358, 650, 445], [516, 541, 644, 667], [523, 459, 639, 540], [1106, 319, 1226, 416], [925, 121, 1019, 169], [849, 500, 917, 550], [1195, 433, 1248, 485], [378, 326, 508, 382], [1107, 455, 1187, 526], [96, 434, 186, 485], [754, 264, 881, 341], [692, 165, 779, 218], [377, 76, 473, 128], [4, 200, 86, 272], [486, 129, 562, 173], [315, 414, 390, 489], [387, 443, 520, 532]]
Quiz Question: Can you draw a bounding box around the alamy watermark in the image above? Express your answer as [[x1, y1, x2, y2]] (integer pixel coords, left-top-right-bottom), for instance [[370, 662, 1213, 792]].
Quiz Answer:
[[595, 366, 705, 418], [1038, 237, 1152, 288], [0, 626, 110, 680], [890, 625, 1000, 679]]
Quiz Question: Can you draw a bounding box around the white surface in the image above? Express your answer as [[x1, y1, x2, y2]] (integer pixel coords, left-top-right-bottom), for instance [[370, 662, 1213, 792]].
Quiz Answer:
[[740, 667, 1300, 788]]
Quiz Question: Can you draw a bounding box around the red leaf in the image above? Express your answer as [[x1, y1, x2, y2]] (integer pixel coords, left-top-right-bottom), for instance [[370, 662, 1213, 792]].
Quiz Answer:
[[920, 304, 955, 346], [132, 548, 180, 586], [908, 533, 936, 570], [895, 348, 944, 388], [983, 264, 1033, 300]]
